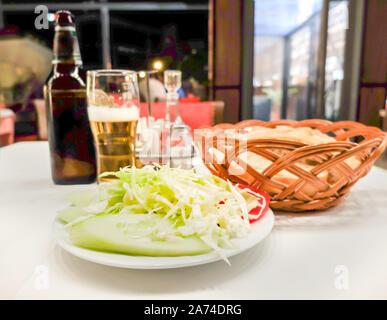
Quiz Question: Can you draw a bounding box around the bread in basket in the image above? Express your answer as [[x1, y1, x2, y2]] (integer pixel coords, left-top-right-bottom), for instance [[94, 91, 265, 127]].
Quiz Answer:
[[194, 119, 387, 212]]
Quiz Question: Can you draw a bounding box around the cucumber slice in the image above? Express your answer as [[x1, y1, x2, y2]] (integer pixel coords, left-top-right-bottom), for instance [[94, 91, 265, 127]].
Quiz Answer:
[[66, 190, 97, 207], [68, 213, 212, 256], [57, 206, 89, 224]]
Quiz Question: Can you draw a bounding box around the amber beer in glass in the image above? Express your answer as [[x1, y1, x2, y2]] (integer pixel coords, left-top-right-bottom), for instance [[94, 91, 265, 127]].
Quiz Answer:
[[44, 11, 96, 184], [87, 70, 141, 182]]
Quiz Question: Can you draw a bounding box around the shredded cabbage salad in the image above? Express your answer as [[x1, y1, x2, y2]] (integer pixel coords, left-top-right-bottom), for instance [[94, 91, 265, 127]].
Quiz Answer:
[[62, 165, 267, 261]]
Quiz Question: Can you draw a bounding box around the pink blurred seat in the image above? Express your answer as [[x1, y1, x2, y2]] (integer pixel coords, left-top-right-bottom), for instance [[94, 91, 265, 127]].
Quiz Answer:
[[0, 108, 15, 146], [179, 94, 201, 103], [139, 101, 224, 129]]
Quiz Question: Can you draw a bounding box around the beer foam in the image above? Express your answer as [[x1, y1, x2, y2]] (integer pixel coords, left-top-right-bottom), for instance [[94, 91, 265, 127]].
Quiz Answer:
[[88, 106, 139, 122]]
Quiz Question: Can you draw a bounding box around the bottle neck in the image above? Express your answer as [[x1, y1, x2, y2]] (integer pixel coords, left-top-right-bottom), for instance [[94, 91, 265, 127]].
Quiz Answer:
[[53, 25, 82, 65]]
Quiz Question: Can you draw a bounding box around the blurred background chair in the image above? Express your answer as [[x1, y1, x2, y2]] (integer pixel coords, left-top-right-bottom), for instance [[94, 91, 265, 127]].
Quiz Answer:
[[180, 93, 201, 103], [33, 99, 47, 141], [140, 100, 224, 128], [0, 107, 15, 146], [252, 96, 271, 121], [211, 101, 225, 125]]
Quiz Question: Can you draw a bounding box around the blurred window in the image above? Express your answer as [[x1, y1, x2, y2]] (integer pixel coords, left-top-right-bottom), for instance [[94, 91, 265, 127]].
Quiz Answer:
[[253, 0, 351, 121], [324, 0, 348, 121], [253, 37, 284, 120]]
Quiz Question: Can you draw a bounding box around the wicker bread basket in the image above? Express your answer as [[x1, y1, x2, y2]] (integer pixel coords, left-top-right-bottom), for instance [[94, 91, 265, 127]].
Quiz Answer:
[[195, 119, 387, 212]]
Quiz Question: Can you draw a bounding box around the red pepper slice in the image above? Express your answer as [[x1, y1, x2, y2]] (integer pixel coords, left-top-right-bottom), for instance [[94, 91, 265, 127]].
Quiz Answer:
[[218, 184, 271, 224], [237, 185, 270, 223]]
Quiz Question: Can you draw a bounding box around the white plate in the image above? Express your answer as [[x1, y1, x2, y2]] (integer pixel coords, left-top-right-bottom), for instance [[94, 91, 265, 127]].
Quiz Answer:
[[53, 208, 274, 269]]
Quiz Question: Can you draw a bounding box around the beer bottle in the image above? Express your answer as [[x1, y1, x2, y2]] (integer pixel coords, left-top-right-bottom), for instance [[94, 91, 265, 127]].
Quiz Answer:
[[44, 11, 96, 184]]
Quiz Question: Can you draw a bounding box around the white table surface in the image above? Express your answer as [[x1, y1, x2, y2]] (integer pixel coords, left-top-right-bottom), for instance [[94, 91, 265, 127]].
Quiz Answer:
[[1, 141, 387, 300]]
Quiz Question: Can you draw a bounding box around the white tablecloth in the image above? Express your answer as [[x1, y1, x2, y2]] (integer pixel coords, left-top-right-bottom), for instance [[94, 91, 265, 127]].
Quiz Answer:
[[1, 141, 387, 300]]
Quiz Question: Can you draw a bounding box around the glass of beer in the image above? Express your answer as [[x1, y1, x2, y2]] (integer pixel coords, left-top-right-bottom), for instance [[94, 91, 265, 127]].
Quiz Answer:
[[86, 70, 140, 183]]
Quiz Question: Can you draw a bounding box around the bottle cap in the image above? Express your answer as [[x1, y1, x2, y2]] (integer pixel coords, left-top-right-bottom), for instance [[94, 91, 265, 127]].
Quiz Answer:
[[55, 10, 74, 27]]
